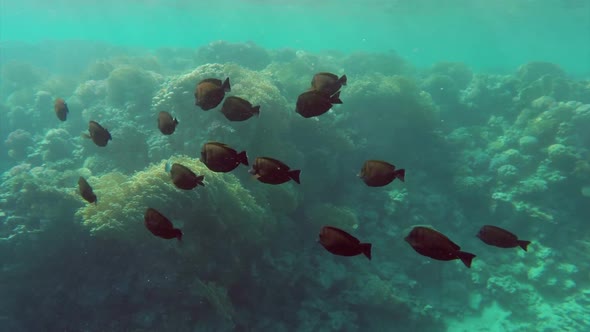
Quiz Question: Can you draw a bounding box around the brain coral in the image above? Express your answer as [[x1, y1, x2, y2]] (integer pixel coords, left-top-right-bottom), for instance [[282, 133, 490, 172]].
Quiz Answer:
[[75, 156, 274, 246]]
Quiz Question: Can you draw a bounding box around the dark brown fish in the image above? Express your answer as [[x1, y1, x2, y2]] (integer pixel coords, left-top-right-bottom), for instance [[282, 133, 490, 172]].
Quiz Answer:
[[405, 226, 476, 268], [158, 111, 178, 135], [86, 121, 112, 147], [319, 226, 372, 259], [168, 162, 204, 190], [249, 157, 300, 185], [200, 142, 248, 173], [477, 225, 530, 251], [220, 96, 260, 121], [359, 160, 405, 187], [78, 176, 97, 204], [194, 77, 231, 111], [144, 208, 182, 241], [295, 90, 342, 118], [54, 98, 69, 121], [311, 72, 347, 96]]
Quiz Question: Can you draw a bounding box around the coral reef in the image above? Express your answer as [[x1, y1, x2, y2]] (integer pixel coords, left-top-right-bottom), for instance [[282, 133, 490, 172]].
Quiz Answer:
[[2, 41, 590, 332], [37, 128, 79, 166], [4, 129, 34, 161], [105, 65, 162, 109], [0, 164, 81, 239], [75, 156, 273, 245], [196, 41, 271, 70]]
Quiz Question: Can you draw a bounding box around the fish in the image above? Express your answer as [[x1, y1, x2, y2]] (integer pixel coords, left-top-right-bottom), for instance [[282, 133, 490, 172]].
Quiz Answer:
[[169, 163, 204, 190], [78, 176, 97, 204], [84, 121, 112, 147], [318, 226, 372, 260], [54, 98, 69, 121], [200, 142, 248, 173], [311, 72, 347, 96], [249, 157, 301, 185], [359, 160, 405, 187], [405, 226, 476, 268], [158, 111, 178, 135], [476, 225, 531, 251], [144, 207, 182, 241], [194, 77, 231, 111], [295, 90, 342, 118], [220, 96, 260, 121]]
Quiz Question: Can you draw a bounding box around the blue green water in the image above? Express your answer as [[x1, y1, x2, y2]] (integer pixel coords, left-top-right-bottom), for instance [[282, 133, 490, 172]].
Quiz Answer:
[[1, 1, 590, 331], [2, 0, 590, 73]]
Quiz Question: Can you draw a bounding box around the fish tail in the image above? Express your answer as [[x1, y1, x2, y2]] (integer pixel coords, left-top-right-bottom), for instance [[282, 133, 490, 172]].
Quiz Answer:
[[456, 251, 476, 268], [197, 175, 205, 187], [81, 133, 91, 139], [252, 105, 261, 116], [395, 169, 406, 182], [289, 170, 301, 184], [165, 161, 172, 173], [330, 91, 343, 104], [175, 229, 183, 241], [360, 243, 372, 260], [339, 74, 347, 86], [238, 151, 249, 166], [518, 240, 531, 252], [223, 77, 231, 92], [174, 118, 179, 125]]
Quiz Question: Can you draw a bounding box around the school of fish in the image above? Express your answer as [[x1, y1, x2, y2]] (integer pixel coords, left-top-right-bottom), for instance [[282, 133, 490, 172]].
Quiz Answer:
[[59, 70, 530, 269]]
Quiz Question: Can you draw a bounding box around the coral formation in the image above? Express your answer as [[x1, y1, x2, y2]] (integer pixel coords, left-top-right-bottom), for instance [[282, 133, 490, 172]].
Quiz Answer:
[[2, 40, 590, 332], [196, 41, 271, 70], [75, 156, 273, 245], [4, 129, 34, 161], [106, 65, 161, 109]]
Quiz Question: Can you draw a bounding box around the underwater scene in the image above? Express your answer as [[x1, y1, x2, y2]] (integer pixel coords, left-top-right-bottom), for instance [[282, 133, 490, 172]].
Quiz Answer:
[[1, 0, 590, 331]]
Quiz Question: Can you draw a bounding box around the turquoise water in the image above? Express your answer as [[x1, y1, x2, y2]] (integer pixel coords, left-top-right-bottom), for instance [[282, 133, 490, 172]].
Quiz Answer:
[[1, 1, 590, 331], [2, 0, 590, 73]]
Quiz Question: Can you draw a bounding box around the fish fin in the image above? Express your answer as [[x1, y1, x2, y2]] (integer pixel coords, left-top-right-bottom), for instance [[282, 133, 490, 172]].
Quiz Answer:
[[222, 77, 231, 92], [165, 161, 172, 173], [339, 74, 347, 86], [456, 251, 476, 268], [330, 91, 343, 104], [361, 243, 372, 260], [196, 175, 205, 186], [238, 151, 249, 166], [518, 240, 531, 252], [174, 118, 179, 125], [252, 105, 261, 116], [289, 170, 301, 184], [395, 169, 405, 182]]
